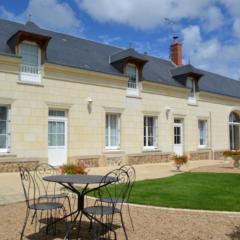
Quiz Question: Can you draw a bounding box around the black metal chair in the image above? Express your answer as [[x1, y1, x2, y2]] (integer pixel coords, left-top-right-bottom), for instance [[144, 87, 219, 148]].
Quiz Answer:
[[19, 167, 66, 240], [80, 168, 130, 240], [34, 163, 72, 216], [119, 165, 136, 230], [98, 165, 136, 231]]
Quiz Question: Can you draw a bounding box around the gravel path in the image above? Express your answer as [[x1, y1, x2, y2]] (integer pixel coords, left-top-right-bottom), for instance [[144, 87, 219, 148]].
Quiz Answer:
[[1, 201, 240, 240]]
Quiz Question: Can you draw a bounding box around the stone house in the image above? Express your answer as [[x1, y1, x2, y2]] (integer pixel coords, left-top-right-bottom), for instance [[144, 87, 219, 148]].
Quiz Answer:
[[0, 19, 240, 171]]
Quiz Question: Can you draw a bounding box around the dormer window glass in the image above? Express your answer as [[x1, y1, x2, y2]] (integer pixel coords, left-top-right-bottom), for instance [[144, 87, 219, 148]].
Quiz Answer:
[[19, 42, 41, 83], [126, 64, 139, 96], [186, 78, 196, 104]]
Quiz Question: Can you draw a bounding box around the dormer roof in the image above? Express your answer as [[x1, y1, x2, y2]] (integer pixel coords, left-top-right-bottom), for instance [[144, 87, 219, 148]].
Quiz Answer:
[[171, 64, 203, 79], [110, 48, 148, 73]]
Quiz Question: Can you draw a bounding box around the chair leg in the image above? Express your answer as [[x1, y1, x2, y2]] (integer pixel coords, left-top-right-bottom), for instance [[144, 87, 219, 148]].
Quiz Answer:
[[66, 196, 72, 221], [76, 211, 83, 239], [20, 209, 30, 240], [127, 204, 134, 231], [120, 212, 128, 240]]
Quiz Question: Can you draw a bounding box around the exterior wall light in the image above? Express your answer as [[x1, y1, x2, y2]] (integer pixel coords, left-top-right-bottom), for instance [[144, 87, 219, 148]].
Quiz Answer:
[[165, 106, 172, 119]]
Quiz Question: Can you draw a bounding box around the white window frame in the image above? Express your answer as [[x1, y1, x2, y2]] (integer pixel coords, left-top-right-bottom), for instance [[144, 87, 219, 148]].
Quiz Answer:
[[19, 41, 42, 83], [229, 112, 240, 150], [0, 106, 11, 153], [126, 63, 139, 96], [105, 113, 120, 150], [143, 116, 158, 150], [186, 78, 196, 104], [198, 119, 208, 148]]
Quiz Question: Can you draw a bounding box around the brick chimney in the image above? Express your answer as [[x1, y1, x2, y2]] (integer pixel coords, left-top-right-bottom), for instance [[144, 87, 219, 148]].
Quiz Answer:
[[170, 36, 182, 66]]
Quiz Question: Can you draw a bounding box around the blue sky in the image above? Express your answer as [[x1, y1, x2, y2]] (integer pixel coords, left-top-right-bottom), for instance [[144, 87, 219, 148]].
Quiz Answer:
[[0, 0, 240, 79]]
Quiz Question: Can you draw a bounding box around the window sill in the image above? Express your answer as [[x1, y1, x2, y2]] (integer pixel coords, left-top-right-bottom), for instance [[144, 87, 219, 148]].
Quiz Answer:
[[103, 149, 124, 154], [126, 94, 141, 99], [197, 146, 211, 150], [142, 147, 161, 153], [17, 81, 44, 87], [0, 152, 14, 157]]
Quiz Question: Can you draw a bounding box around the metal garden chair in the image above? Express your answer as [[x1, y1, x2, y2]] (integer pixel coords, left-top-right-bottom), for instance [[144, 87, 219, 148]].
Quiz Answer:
[[34, 163, 72, 216], [80, 168, 130, 240], [19, 166, 66, 240], [97, 165, 136, 231]]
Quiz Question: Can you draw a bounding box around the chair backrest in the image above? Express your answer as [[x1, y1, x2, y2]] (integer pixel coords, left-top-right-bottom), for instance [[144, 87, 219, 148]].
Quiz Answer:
[[120, 165, 136, 201], [34, 163, 59, 197], [19, 167, 38, 208], [96, 168, 130, 212]]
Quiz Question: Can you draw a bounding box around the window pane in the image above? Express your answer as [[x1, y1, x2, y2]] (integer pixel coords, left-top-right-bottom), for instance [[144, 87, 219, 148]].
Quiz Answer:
[[57, 134, 65, 146], [144, 116, 156, 147], [20, 43, 39, 66], [48, 122, 56, 134], [199, 120, 207, 146], [0, 121, 6, 134], [49, 110, 65, 117], [148, 137, 154, 146], [0, 107, 7, 120], [57, 122, 65, 134], [105, 114, 119, 147], [126, 65, 137, 89], [0, 135, 6, 148], [48, 134, 56, 146]]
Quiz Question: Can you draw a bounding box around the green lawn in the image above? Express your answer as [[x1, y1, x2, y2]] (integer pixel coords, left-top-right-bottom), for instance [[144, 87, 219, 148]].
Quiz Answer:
[[127, 172, 240, 211]]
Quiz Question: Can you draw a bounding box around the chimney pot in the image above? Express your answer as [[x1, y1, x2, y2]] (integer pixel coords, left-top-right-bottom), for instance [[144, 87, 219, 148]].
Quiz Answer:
[[170, 36, 182, 66]]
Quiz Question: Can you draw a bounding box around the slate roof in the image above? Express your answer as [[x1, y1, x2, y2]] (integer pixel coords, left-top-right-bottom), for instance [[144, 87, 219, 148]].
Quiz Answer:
[[0, 18, 240, 99]]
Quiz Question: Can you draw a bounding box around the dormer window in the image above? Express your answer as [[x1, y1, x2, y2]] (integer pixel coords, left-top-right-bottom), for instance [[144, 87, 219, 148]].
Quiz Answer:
[[19, 41, 41, 83], [126, 64, 139, 96], [186, 77, 196, 105]]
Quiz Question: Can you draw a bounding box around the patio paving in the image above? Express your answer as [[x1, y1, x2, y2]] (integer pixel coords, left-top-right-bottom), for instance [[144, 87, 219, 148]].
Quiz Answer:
[[0, 160, 221, 205]]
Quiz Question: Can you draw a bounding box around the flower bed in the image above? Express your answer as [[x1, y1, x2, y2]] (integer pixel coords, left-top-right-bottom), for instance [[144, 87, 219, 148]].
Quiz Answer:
[[60, 161, 89, 175], [223, 149, 240, 168]]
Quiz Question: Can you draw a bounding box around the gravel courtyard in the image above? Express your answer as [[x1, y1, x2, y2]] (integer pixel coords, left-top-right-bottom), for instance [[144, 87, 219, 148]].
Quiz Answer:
[[1, 200, 240, 240], [1, 161, 240, 240]]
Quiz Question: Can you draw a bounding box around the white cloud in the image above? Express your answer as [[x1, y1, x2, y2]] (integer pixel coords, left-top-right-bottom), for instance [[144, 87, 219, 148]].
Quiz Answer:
[[0, 0, 82, 34], [220, 0, 240, 18], [78, 0, 213, 30], [233, 18, 240, 38], [98, 35, 121, 45], [202, 6, 224, 31], [182, 25, 240, 79]]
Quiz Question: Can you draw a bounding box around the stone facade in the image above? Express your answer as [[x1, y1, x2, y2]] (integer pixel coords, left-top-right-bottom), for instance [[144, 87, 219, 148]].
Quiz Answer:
[[0, 55, 238, 170]]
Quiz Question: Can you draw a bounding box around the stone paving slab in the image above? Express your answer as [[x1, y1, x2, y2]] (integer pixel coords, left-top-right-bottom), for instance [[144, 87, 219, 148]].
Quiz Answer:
[[0, 160, 221, 205]]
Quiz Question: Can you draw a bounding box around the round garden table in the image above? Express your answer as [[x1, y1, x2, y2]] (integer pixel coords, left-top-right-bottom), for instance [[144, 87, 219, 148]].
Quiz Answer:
[[43, 174, 116, 238]]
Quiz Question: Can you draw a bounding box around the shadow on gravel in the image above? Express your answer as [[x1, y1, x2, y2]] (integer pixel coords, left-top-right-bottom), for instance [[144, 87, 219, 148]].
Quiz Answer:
[[227, 226, 240, 240]]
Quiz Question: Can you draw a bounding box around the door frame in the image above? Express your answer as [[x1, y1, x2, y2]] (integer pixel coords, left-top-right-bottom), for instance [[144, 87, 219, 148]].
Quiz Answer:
[[173, 118, 184, 156], [48, 112, 68, 166]]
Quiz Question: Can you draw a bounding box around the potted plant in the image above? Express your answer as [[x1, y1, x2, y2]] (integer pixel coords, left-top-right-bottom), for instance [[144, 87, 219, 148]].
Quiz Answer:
[[174, 155, 188, 171], [223, 149, 240, 168], [60, 161, 89, 175]]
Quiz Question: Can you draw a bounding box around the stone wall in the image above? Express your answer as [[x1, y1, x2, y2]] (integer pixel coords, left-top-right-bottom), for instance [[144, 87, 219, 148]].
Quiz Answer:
[[0, 159, 39, 172], [188, 150, 212, 161], [213, 150, 227, 160], [127, 152, 174, 165], [71, 155, 100, 168]]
